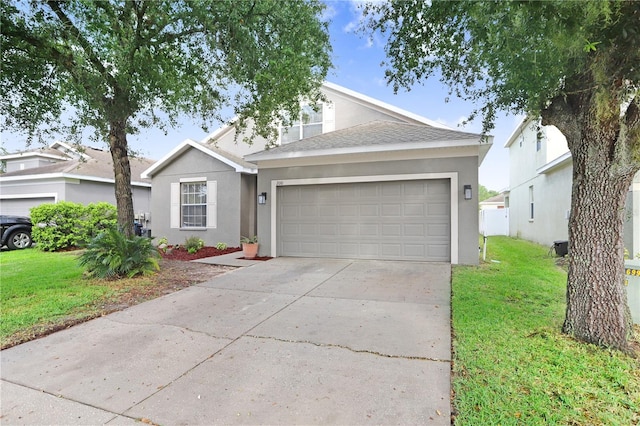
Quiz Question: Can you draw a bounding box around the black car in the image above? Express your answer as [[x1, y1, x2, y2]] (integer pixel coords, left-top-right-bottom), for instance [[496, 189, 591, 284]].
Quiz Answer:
[[1, 215, 33, 250]]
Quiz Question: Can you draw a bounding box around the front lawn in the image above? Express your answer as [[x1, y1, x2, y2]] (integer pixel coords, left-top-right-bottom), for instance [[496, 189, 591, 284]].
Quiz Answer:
[[452, 236, 640, 424], [0, 249, 229, 349]]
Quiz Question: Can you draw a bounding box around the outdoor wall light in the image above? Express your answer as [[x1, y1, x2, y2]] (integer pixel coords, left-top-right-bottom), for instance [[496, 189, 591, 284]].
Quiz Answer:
[[464, 185, 472, 200], [258, 192, 267, 205]]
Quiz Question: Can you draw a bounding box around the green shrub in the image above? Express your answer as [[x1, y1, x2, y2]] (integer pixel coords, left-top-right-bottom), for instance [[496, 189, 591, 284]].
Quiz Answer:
[[185, 236, 204, 254], [30, 201, 117, 251], [216, 242, 227, 250], [31, 202, 86, 251], [78, 229, 159, 279], [82, 202, 118, 240]]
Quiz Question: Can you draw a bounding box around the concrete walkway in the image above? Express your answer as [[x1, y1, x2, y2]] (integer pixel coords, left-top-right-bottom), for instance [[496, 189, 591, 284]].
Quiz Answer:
[[1, 258, 452, 425]]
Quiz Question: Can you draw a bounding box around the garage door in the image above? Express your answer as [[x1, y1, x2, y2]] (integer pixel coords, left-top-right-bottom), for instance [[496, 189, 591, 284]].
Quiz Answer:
[[277, 179, 450, 261], [0, 197, 56, 217]]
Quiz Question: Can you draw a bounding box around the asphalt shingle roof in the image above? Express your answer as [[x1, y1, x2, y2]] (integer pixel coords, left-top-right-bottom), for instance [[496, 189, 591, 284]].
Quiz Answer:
[[246, 120, 482, 160], [1, 146, 155, 183]]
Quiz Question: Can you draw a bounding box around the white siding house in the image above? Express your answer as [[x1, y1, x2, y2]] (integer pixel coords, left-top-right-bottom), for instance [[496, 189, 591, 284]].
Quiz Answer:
[[505, 118, 640, 256]]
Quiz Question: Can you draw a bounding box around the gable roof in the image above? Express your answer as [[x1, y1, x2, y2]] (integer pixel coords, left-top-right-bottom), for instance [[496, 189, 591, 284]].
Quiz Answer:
[[1, 143, 155, 186], [321, 82, 453, 129], [141, 139, 257, 178], [245, 120, 490, 162], [199, 81, 455, 147]]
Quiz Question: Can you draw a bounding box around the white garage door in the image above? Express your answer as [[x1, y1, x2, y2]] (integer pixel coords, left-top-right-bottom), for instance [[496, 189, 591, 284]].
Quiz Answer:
[[0, 197, 56, 217], [277, 180, 450, 261]]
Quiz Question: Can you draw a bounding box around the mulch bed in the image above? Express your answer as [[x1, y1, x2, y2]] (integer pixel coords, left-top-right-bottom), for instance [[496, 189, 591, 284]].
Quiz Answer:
[[159, 246, 241, 261], [160, 246, 272, 261]]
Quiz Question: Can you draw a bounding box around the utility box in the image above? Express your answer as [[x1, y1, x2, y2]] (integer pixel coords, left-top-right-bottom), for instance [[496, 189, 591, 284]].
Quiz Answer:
[[625, 259, 640, 325], [553, 240, 569, 257]]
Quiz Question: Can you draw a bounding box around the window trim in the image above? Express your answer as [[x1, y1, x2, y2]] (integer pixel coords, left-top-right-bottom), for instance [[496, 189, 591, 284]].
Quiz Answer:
[[529, 185, 534, 221], [170, 178, 217, 229], [279, 103, 324, 144]]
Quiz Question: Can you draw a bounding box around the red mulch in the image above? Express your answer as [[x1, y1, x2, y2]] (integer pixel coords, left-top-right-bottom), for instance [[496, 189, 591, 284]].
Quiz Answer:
[[160, 246, 241, 261]]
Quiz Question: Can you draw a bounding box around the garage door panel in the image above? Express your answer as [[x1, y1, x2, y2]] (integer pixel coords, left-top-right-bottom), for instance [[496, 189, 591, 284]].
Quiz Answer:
[[278, 180, 450, 261], [381, 204, 401, 216], [428, 224, 449, 237], [382, 224, 402, 236], [359, 224, 379, 236], [339, 224, 359, 235], [318, 224, 338, 235], [405, 244, 426, 257], [403, 224, 425, 236], [428, 202, 449, 216], [359, 204, 379, 216], [404, 203, 425, 216], [382, 244, 402, 256]]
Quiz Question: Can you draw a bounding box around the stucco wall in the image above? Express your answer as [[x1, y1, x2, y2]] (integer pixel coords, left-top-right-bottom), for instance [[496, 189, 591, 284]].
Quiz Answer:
[[148, 148, 248, 247], [255, 156, 480, 265], [509, 165, 572, 246]]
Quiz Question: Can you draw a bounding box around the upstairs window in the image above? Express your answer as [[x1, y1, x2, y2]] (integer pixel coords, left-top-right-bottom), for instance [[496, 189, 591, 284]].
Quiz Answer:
[[280, 104, 323, 143]]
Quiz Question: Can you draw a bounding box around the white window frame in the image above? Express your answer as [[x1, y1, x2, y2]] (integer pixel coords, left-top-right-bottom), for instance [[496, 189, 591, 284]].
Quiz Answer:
[[279, 103, 333, 144], [529, 185, 534, 221], [170, 178, 217, 229]]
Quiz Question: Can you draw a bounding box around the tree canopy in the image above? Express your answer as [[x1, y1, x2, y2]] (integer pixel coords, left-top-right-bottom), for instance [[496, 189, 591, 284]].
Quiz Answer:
[[366, 0, 639, 352], [1, 0, 332, 233]]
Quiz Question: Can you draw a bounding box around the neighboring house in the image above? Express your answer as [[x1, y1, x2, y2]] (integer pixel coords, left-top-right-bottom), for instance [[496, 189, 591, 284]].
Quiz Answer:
[[143, 82, 492, 264], [0, 141, 154, 227], [504, 118, 640, 256], [479, 193, 506, 210]]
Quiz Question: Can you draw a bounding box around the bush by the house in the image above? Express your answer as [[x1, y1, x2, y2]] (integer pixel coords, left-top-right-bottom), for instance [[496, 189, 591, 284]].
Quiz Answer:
[[78, 228, 159, 278], [30, 201, 117, 251], [185, 236, 204, 254]]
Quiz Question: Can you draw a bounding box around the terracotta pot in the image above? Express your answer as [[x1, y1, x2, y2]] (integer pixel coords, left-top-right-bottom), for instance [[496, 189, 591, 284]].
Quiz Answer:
[[242, 243, 259, 259]]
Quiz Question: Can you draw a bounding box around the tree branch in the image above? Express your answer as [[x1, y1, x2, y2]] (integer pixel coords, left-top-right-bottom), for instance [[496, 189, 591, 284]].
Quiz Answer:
[[46, 1, 116, 88]]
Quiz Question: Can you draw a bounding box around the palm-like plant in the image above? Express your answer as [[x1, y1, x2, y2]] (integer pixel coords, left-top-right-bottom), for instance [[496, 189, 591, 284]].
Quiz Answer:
[[78, 229, 159, 279]]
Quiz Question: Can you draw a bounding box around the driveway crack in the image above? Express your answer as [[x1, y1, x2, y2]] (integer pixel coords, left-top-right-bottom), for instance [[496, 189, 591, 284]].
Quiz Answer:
[[244, 334, 450, 363]]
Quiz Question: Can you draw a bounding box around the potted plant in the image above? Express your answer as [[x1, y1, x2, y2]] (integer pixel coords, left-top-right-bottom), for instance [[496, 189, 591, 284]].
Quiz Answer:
[[240, 235, 259, 259]]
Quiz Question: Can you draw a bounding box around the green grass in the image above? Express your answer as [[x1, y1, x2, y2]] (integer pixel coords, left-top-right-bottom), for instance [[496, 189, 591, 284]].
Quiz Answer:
[[452, 236, 640, 425], [0, 249, 117, 346]]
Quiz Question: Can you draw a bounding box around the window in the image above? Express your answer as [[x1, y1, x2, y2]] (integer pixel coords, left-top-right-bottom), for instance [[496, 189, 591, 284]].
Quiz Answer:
[[536, 138, 542, 152], [280, 104, 323, 143], [529, 185, 534, 220], [170, 179, 217, 229], [181, 182, 207, 227]]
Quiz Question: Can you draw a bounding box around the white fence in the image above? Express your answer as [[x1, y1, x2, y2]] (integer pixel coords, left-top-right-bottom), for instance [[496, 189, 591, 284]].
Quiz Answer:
[[480, 208, 509, 236]]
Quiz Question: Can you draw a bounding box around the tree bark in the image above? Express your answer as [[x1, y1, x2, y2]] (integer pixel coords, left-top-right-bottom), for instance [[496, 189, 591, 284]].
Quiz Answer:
[[108, 119, 135, 238], [542, 92, 636, 353]]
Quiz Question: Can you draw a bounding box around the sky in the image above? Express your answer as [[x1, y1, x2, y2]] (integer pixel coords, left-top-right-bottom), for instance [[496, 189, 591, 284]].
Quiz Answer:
[[1, 1, 522, 191]]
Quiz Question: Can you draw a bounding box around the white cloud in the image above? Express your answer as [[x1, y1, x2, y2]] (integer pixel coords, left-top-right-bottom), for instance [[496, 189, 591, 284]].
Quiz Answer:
[[320, 3, 338, 22]]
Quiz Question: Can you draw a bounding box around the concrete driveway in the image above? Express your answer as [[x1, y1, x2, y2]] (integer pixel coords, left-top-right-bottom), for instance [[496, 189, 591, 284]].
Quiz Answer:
[[1, 258, 452, 425]]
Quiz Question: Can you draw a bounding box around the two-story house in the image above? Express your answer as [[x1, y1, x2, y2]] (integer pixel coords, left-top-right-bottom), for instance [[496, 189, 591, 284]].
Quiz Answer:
[[143, 82, 492, 264], [504, 118, 639, 256]]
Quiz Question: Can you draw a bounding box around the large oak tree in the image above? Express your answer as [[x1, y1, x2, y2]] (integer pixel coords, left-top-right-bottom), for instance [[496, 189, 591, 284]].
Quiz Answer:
[[366, 0, 639, 352], [1, 0, 332, 236]]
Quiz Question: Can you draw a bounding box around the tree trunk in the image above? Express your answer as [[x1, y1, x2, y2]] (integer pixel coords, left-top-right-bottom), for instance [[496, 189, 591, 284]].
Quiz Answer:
[[543, 94, 635, 353], [108, 119, 135, 238], [563, 148, 633, 352]]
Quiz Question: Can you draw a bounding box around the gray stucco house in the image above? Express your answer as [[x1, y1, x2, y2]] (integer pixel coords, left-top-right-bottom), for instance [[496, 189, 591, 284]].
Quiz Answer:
[[0, 141, 154, 225], [143, 82, 491, 264]]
